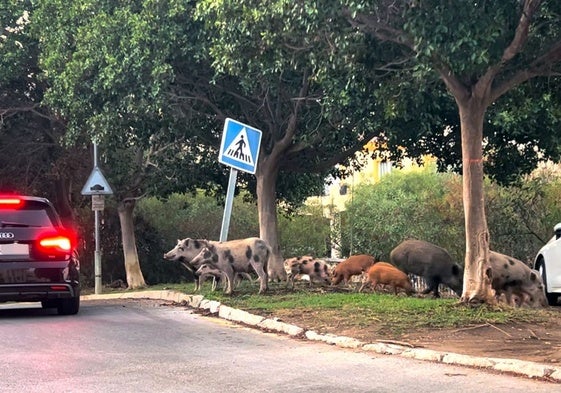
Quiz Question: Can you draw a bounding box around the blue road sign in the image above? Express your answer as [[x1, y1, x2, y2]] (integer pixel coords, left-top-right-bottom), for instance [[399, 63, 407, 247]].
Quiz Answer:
[[218, 118, 262, 174]]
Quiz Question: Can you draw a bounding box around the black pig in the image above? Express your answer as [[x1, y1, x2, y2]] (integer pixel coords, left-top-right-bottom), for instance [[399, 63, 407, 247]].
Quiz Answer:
[[390, 239, 463, 297]]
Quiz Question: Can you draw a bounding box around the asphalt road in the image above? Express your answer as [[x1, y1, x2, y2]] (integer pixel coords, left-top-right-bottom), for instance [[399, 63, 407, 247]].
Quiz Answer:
[[0, 299, 558, 392]]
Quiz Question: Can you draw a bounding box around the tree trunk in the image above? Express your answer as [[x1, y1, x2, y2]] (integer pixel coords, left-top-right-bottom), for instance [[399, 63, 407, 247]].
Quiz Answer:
[[458, 100, 496, 305], [53, 177, 75, 228], [117, 198, 147, 289], [256, 157, 287, 282]]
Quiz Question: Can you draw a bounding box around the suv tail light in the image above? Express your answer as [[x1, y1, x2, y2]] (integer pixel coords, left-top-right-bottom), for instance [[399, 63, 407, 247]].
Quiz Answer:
[[32, 230, 77, 260], [38, 235, 72, 253]]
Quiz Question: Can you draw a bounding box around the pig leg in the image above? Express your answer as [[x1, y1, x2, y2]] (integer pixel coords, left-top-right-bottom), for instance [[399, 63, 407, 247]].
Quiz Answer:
[[180, 262, 200, 290], [358, 279, 370, 293], [249, 260, 268, 294], [286, 272, 295, 289], [219, 266, 235, 295], [422, 278, 440, 298], [371, 278, 379, 292], [234, 272, 253, 288]]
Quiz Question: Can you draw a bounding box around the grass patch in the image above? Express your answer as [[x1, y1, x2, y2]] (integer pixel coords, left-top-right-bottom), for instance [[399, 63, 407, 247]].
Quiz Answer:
[[145, 282, 553, 336]]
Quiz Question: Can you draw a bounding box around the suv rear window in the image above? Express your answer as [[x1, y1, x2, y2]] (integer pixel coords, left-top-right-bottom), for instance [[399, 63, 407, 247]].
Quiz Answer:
[[0, 210, 53, 227], [0, 200, 58, 228]]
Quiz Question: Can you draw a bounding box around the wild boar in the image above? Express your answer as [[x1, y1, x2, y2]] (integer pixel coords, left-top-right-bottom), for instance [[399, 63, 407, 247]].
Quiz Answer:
[[285, 256, 331, 288], [331, 254, 377, 286], [359, 262, 414, 295], [489, 251, 547, 308], [390, 239, 463, 297]]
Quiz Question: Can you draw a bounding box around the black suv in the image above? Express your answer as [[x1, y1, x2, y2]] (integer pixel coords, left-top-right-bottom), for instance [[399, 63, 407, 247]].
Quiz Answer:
[[0, 195, 80, 315]]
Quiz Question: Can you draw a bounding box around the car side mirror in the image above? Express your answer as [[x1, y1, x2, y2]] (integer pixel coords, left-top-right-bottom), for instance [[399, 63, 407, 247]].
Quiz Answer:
[[554, 223, 561, 240]]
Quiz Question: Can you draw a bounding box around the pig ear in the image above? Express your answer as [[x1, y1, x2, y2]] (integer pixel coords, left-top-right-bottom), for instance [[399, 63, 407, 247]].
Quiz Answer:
[[452, 264, 461, 275], [530, 271, 538, 282]]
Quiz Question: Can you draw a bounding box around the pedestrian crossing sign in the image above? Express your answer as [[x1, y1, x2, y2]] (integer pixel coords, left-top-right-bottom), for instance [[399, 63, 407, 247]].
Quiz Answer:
[[219, 118, 262, 174]]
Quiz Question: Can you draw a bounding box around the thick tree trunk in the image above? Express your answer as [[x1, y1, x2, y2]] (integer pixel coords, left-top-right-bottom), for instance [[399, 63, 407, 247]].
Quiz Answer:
[[117, 198, 147, 289], [458, 100, 496, 305], [256, 158, 287, 282], [53, 178, 75, 228]]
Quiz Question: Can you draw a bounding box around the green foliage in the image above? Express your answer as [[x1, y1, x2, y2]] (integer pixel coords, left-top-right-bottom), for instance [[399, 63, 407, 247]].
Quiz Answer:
[[486, 171, 561, 260], [137, 192, 259, 248], [139, 191, 330, 255], [33, 0, 189, 140], [278, 201, 331, 258], [340, 167, 465, 261], [337, 168, 561, 265], [0, 1, 34, 86], [343, 0, 561, 186]]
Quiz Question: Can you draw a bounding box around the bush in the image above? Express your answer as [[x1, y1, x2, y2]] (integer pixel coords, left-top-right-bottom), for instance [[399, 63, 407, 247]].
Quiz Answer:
[[338, 167, 561, 266], [278, 201, 331, 258], [339, 168, 464, 262], [135, 192, 330, 283]]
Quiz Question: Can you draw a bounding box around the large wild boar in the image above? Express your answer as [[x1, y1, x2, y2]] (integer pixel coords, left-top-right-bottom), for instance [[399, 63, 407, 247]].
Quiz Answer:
[[331, 254, 377, 286], [489, 251, 547, 308], [390, 239, 463, 297], [163, 237, 270, 294], [359, 262, 414, 295], [284, 256, 331, 288]]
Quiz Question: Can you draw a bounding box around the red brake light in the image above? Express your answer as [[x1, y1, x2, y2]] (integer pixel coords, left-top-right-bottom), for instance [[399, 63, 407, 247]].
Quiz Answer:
[[0, 197, 23, 208], [39, 235, 73, 252]]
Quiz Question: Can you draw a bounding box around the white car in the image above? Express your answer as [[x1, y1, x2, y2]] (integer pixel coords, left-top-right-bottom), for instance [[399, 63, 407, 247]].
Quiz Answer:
[[534, 223, 561, 306]]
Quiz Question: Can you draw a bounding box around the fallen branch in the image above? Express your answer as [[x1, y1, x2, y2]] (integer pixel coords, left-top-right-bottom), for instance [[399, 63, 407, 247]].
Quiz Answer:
[[487, 323, 513, 337], [453, 323, 490, 333], [453, 322, 512, 337], [377, 339, 418, 348]]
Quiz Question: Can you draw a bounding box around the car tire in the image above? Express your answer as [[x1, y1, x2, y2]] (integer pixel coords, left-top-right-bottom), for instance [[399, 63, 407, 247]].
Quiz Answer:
[[537, 262, 559, 306], [57, 289, 81, 315]]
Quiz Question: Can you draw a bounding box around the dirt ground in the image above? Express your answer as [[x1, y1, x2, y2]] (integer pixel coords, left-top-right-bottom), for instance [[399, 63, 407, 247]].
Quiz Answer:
[[267, 307, 561, 364]]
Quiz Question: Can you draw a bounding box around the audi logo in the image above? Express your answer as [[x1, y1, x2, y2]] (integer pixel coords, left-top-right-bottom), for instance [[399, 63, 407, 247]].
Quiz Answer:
[[0, 232, 15, 239]]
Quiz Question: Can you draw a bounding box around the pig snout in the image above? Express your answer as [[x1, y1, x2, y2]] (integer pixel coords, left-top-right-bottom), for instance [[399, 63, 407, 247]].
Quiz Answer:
[[163, 249, 178, 260]]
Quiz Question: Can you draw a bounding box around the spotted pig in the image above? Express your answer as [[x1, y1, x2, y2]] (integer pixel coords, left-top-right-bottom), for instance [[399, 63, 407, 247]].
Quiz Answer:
[[163, 237, 270, 294], [489, 251, 547, 308], [284, 256, 331, 288]]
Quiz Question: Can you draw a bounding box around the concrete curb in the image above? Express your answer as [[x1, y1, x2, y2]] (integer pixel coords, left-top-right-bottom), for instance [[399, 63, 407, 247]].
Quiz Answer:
[[83, 290, 561, 383]]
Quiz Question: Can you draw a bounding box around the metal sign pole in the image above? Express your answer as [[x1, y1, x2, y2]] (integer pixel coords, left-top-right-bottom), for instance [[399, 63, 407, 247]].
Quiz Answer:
[[217, 118, 262, 242], [93, 143, 102, 294], [220, 168, 238, 242], [94, 209, 102, 294], [81, 142, 113, 294]]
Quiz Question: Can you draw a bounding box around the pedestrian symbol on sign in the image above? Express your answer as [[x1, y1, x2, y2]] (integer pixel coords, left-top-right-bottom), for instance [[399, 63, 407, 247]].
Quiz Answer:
[[223, 129, 253, 166]]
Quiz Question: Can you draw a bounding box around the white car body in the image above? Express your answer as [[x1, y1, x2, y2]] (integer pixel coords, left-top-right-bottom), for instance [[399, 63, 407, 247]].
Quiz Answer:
[[533, 223, 561, 306]]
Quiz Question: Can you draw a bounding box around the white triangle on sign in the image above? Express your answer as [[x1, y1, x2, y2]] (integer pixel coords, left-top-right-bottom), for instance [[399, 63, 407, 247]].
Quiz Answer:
[[222, 127, 254, 165], [81, 166, 114, 195]]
